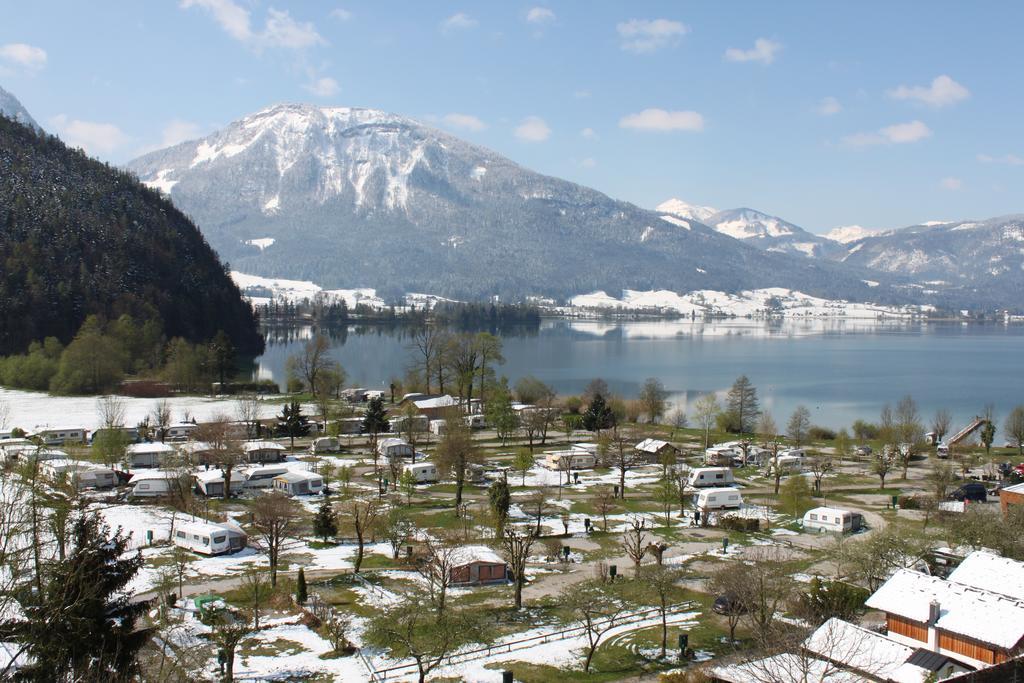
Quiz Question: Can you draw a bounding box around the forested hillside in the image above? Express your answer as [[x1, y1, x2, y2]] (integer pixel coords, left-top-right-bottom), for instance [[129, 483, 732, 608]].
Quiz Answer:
[[0, 115, 263, 355]]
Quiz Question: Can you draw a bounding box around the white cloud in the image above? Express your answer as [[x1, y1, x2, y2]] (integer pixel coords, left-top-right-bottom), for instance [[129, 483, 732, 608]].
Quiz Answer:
[[180, 0, 324, 50], [619, 108, 704, 132], [50, 114, 129, 156], [843, 120, 932, 146], [977, 153, 1024, 166], [616, 18, 688, 53], [330, 8, 352, 21], [442, 113, 486, 131], [579, 157, 597, 168], [526, 7, 555, 24], [888, 75, 969, 108], [441, 13, 478, 32], [514, 116, 551, 142], [940, 177, 962, 191], [724, 38, 782, 65], [580, 127, 597, 139], [0, 43, 47, 70], [817, 96, 842, 116], [135, 120, 204, 156], [304, 76, 339, 97]]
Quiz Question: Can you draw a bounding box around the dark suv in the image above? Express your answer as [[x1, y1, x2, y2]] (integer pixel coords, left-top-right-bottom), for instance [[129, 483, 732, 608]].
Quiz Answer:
[[949, 482, 987, 502]]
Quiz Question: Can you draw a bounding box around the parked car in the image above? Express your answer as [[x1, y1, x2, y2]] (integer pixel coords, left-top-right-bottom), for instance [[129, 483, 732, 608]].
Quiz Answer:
[[854, 445, 872, 457], [949, 482, 987, 503], [712, 594, 747, 616]]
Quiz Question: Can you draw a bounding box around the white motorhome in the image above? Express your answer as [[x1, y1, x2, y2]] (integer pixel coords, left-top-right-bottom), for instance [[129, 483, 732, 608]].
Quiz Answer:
[[802, 506, 865, 533], [692, 487, 743, 510], [464, 414, 486, 429], [173, 519, 247, 556], [687, 467, 735, 488], [165, 422, 199, 442], [32, 426, 87, 446], [378, 438, 414, 459], [767, 454, 805, 475], [194, 469, 245, 497], [403, 461, 439, 483], [704, 446, 738, 466], [273, 471, 324, 496], [311, 436, 339, 454], [429, 419, 447, 436], [544, 450, 597, 470], [241, 465, 289, 489]]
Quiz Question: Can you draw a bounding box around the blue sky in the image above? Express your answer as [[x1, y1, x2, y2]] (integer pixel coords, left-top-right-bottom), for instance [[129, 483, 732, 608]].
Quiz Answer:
[[2, 1, 1022, 231]]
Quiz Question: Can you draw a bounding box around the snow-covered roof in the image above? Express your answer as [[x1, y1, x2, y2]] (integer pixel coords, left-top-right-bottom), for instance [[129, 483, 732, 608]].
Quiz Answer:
[[635, 438, 675, 453], [1002, 482, 1024, 495], [178, 517, 245, 536], [379, 437, 411, 448], [176, 441, 216, 454], [126, 442, 175, 455], [696, 486, 741, 495], [243, 441, 285, 452], [129, 470, 180, 482], [32, 425, 86, 433], [712, 652, 867, 683], [802, 618, 914, 680], [450, 545, 505, 566], [41, 458, 110, 473], [194, 469, 226, 483], [947, 550, 1024, 600], [275, 470, 321, 483], [803, 506, 855, 518], [413, 395, 458, 409], [865, 569, 1024, 649]]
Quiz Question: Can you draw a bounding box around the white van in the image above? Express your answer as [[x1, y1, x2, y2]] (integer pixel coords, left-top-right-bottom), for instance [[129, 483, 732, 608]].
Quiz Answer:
[[403, 462, 439, 483], [802, 507, 864, 533], [692, 487, 743, 510], [173, 519, 247, 556], [687, 467, 735, 488]]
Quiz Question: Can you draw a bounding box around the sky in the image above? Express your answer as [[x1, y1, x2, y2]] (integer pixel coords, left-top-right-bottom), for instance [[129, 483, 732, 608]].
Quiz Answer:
[[2, 1, 1022, 232]]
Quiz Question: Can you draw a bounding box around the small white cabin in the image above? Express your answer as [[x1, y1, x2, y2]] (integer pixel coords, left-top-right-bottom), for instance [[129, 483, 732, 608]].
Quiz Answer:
[[704, 446, 738, 466], [693, 487, 743, 510], [335, 417, 364, 434], [165, 423, 199, 442], [32, 426, 87, 446], [544, 450, 597, 470], [173, 519, 247, 556], [41, 459, 117, 489], [241, 465, 289, 489], [243, 440, 286, 463], [802, 507, 864, 534], [687, 467, 735, 488], [378, 438, 414, 459], [273, 471, 324, 496], [2, 445, 67, 464], [311, 436, 339, 454], [403, 461, 439, 483], [125, 442, 176, 468], [176, 441, 220, 465], [128, 471, 180, 498], [391, 415, 429, 433], [429, 419, 447, 436], [194, 469, 245, 497], [571, 443, 598, 455]]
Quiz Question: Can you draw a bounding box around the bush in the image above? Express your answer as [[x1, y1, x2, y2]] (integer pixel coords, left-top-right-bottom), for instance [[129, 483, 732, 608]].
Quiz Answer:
[[718, 516, 760, 532], [795, 577, 869, 624], [808, 426, 836, 441]]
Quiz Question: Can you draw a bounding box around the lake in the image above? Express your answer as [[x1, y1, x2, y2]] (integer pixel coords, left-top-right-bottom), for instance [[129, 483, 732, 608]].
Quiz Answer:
[[253, 318, 1024, 436]]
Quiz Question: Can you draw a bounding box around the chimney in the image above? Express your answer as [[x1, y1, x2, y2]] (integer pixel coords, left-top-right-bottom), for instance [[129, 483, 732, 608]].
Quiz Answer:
[[928, 600, 941, 625], [927, 600, 941, 650]]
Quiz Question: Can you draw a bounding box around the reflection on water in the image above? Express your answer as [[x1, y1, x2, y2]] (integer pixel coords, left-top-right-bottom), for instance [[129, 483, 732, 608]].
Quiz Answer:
[[253, 318, 1022, 432]]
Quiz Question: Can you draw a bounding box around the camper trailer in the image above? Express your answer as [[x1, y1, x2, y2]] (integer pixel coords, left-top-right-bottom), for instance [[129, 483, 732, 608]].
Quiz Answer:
[[273, 471, 324, 496], [704, 446, 738, 466], [311, 437, 339, 454], [128, 471, 180, 499], [464, 414, 486, 429], [692, 487, 743, 511], [687, 467, 735, 488], [390, 415, 429, 434], [802, 507, 865, 533], [41, 459, 117, 490], [165, 423, 199, 442], [429, 419, 447, 436], [378, 438, 414, 459], [32, 426, 87, 446], [544, 450, 597, 470], [403, 462, 439, 483], [173, 519, 247, 556], [125, 442, 176, 468], [194, 469, 245, 497], [241, 465, 289, 489], [767, 454, 805, 475], [243, 441, 286, 463]]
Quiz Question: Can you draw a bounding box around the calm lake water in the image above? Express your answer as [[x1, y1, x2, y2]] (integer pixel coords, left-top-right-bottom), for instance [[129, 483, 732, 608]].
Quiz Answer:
[[253, 318, 1024, 435]]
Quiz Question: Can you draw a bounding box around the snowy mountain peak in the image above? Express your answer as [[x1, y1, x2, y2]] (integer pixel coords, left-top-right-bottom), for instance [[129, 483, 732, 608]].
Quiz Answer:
[[656, 198, 718, 223], [824, 225, 884, 244], [0, 85, 40, 132]]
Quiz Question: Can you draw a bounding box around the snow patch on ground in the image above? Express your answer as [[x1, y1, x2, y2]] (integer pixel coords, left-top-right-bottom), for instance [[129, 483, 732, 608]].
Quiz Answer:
[[245, 238, 276, 251], [142, 169, 178, 195]]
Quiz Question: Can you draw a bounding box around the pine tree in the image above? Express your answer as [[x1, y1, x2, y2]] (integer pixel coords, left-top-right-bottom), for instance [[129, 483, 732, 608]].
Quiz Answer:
[[296, 568, 308, 605], [726, 375, 760, 435], [582, 393, 616, 436], [209, 329, 236, 388], [3, 511, 150, 681], [279, 400, 310, 449], [488, 477, 512, 536], [312, 499, 338, 542]]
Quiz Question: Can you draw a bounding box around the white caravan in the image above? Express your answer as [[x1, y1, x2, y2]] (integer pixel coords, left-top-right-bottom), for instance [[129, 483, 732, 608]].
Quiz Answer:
[[687, 467, 735, 488], [692, 487, 743, 510]]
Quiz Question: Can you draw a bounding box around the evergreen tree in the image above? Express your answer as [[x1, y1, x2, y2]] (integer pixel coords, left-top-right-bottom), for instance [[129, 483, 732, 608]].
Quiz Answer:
[[362, 396, 390, 472], [312, 499, 338, 542], [488, 477, 512, 536], [279, 400, 310, 449], [582, 393, 616, 436], [296, 568, 308, 605], [2, 511, 150, 681], [209, 329, 236, 388], [726, 375, 760, 435]]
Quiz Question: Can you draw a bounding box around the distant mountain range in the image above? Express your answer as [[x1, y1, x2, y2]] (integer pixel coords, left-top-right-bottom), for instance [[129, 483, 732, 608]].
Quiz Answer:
[[125, 103, 900, 305], [0, 86, 40, 132]]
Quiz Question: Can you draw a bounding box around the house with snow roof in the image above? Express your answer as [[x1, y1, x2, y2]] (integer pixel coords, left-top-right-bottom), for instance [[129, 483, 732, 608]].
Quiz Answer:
[[634, 438, 680, 464], [448, 546, 508, 586]]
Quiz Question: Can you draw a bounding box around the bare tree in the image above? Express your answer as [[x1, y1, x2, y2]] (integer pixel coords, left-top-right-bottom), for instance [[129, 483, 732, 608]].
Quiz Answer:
[[1005, 405, 1024, 456], [0, 399, 9, 432], [932, 408, 952, 446], [239, 566, 269, 629], [872, 447, 896, 490], [151, 399, 172, 442], [194, 415, 243, 499], [622, 516, 648, 577], [707, 561, 747, 642], [380, 508, 415, 560], [562, 579, 628, 673], [408, 325, 448, 394], [786, 405, 811, 446], [641, 565, 683, 657], [668, 407, 688, 438], [205, 608, 254, 682], [236, 393, 262, 438], [250, 492, 302, 587], [807, 455, 833, 496], [593, 485, 617, 531], [521, 488, 551, 536], [416, 533, 460, 614], [433, 414, 483, 515], [342, 496, 379, 573], [895, 395, 924, 479], [693, 393, 719, 450], [501, 525, 537, 609], [610, 427, 639, 499]]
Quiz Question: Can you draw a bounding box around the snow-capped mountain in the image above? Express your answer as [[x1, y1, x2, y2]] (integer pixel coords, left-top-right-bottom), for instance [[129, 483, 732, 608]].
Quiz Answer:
[[0, 85, 40, 132], [658, 202, 840, 258], [824, 225, 885, 244], [835, 215, 1024, 308], [126, 103, 909, 304]]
